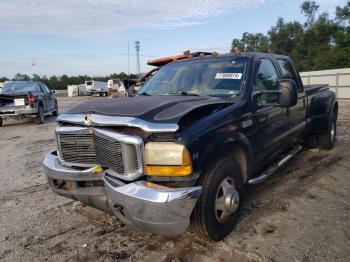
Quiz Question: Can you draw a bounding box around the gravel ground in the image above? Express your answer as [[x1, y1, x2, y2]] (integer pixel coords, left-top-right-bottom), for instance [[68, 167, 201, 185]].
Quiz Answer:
[[0, 96, 349, 262]]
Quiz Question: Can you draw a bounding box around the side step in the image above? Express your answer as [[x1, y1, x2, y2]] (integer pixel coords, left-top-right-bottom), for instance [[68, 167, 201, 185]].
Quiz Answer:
[[248, 145, 303, 185]]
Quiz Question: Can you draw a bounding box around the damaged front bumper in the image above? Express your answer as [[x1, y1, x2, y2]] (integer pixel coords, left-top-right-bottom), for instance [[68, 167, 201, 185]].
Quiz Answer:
[[43, 151, 202, 235]]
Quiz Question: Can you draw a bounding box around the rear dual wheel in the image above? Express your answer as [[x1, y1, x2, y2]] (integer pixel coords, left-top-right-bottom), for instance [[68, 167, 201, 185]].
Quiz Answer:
[[191, 156, 243, 241], [318, 112, 337, 149], [304, 110, 337, 150]]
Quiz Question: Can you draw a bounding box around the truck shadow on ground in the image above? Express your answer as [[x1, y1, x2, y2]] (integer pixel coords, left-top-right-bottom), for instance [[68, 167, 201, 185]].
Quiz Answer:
[[1, 115, 58, 127]]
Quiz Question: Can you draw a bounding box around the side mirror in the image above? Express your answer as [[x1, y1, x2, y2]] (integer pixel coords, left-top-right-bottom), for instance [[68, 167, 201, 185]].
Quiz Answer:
[[252, 79, 298, 110], [50, 90, 56, 94], [278, 79, 298, 107]]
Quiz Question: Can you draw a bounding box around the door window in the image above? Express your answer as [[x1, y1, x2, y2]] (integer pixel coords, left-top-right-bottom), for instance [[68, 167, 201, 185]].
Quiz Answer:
[[38, 84, 46, 94], [40, 83, 51, 94], [277, 59, 303, 92], [254, 59, 279, 104]]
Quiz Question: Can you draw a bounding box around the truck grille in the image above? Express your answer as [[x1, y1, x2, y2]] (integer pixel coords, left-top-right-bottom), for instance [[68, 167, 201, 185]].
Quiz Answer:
[[56, 127, 142, 178], [58, 133, 97, 164], [94, 135, 125, 174]]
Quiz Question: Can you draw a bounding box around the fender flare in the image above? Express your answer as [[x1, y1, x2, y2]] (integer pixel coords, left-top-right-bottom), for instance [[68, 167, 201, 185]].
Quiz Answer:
[[193, 130, 254, 184], [308, 90, 337, 134]]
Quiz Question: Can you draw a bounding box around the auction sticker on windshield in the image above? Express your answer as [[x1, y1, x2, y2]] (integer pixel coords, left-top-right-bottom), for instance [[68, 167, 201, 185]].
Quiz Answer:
[[215, 73, 242, 80]]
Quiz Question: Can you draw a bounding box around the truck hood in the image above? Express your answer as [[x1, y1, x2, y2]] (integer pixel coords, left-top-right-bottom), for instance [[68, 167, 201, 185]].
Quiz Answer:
[[66, 95, 235, 124]]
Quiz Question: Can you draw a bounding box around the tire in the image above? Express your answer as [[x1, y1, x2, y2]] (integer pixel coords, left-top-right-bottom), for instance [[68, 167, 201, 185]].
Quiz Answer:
[[35, 105, 45, 124], [0, 118, 3, 127], [318, 111, 337, 150], [191, 156, 243, 241], [304, 134, 319, 148], [53, 102, 58, 116]]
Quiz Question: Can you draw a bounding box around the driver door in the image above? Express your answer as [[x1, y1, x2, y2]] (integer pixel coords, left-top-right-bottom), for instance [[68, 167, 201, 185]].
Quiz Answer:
[[40, 83, 55, 111], [250, 58, 290, 169]]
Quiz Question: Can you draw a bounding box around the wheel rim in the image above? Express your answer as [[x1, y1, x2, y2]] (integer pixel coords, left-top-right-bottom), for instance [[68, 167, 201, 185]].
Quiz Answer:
[[215, 176, 240, 223], [331, 121, 336, 142]]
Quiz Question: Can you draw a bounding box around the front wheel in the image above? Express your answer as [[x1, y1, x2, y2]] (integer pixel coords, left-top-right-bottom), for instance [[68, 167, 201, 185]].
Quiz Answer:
[[191, 156, 243, 241], [35, 105, 45, 124], [0, 118, 3, 127]]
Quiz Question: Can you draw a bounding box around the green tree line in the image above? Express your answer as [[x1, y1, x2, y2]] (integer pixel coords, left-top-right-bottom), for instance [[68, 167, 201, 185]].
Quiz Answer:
[[231, 1, 350, 71], [0, 73, 138, 90]]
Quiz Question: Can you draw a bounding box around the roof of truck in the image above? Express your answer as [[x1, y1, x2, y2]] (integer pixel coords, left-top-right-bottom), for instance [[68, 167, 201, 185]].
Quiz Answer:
[[165, 51, 291, 66]]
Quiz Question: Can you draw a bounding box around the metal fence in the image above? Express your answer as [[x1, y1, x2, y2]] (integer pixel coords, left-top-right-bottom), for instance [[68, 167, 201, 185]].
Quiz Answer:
[[300, 69, 350, 99]]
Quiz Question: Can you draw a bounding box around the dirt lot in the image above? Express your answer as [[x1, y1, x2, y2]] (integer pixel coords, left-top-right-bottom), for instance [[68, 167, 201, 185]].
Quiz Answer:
[[0, 96, 349, 262]]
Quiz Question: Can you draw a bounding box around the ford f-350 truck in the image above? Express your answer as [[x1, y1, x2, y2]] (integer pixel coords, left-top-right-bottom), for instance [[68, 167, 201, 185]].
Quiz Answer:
[[43, 52, 337, 241]]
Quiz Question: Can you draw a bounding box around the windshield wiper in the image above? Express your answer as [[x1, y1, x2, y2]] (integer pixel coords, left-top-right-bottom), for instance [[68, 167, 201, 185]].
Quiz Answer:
[[168, 91, 200, 96]]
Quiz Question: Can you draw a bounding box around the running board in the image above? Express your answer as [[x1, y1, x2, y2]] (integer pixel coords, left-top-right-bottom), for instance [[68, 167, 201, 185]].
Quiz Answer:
[[248, 145, 303, 185]]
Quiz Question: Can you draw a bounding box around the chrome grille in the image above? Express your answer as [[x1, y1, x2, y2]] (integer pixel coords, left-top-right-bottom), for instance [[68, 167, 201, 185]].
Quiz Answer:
[[58, 133, 97, 164], [56, 126, 143, 180], [94, 135, 125, 174]]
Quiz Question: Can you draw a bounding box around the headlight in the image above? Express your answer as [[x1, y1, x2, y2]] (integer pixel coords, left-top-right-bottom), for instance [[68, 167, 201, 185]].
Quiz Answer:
[[144, 142, 192, 176]]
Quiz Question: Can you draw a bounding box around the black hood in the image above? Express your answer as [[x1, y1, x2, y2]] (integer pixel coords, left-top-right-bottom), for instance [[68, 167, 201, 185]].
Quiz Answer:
[[67, 96, 235, 124]]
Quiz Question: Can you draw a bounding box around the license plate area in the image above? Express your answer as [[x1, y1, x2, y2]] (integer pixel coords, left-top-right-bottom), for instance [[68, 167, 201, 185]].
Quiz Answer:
[[14, 98, 25, 106]]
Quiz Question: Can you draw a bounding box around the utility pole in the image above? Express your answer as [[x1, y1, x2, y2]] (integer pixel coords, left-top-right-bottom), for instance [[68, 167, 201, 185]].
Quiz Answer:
[[135, 40, 140, 76], [127, 41, 130, 89]]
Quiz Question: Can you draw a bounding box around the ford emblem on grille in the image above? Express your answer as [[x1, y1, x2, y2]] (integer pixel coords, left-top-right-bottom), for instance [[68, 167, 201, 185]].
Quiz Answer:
[[84, 114, 92, 125]]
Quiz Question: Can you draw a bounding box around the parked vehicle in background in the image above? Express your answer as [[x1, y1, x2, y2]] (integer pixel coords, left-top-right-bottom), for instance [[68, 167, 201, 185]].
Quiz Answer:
[[43, 52, 337, 241], [107, 79, 127, 97], [85, 80, 108, 96], [0, 81, 58, 126]]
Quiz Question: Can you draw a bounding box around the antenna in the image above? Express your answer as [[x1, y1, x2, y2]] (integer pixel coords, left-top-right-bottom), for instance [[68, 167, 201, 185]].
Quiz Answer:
[[135, 41, 140, 76]]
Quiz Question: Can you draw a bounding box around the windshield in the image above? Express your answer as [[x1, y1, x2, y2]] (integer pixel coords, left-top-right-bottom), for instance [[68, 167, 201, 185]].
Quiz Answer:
[[2, 82, 39, 93], [139, 56, 248, 97]]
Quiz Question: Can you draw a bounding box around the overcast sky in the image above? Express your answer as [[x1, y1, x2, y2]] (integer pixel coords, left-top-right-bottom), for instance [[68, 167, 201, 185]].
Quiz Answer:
[[0, 0, 347, 78]]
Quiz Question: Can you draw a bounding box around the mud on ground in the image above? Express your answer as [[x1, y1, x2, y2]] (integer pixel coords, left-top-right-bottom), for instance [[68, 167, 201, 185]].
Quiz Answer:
[[0, 97, 349, 262]]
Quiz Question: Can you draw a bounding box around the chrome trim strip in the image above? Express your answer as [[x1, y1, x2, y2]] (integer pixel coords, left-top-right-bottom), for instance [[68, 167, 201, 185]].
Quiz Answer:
[[94, 128, 142, 145], [57, 113, 179, 133], [248, 145, 302, 184]]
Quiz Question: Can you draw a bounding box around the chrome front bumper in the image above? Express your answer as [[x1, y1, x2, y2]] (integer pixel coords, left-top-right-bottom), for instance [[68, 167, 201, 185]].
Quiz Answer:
[[43, 151, 202, 235]]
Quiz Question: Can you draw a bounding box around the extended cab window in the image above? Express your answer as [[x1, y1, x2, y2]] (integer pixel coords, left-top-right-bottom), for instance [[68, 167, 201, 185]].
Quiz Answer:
[[277, 58, 303, 93], [254, 58, 279, 104]]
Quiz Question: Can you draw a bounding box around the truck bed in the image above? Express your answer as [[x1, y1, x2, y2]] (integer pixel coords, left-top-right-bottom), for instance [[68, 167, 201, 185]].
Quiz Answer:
[[304, 84, 328, 96]]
